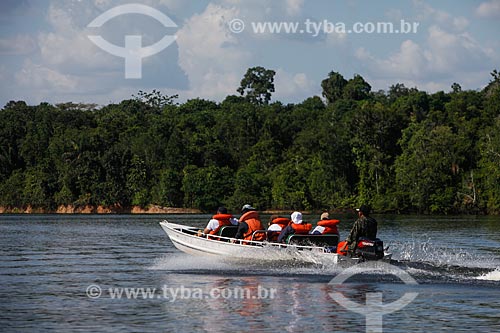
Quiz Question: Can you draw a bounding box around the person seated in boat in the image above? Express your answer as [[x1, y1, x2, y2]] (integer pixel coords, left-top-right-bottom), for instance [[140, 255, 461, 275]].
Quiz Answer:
[[337, 204, 377, 256], [203, 206, 238, 239], [277, 211, 312, 243], [266, 215, 291, 242], [310, 212, 340, 236], [234, 204, 266, 242]]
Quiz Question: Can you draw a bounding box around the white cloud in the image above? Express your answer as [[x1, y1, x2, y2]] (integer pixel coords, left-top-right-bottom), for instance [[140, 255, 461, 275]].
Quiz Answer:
[[426, 26, 494, 72], [326, 31, 347, 45], [368, 77, 449, 93], [354, 25, 496, 91], [38, 31, 117, 72], [171, 1, 316, 100], [476, 0, 500, 18], [217, 0, 305, 20], [36, 2, 120, 72], [46, 2, 76, 33], [175, 3, 250, 99], [452, 17, 469, 31], [0, 35, 37, 55], [15, 59, 78, 92], [356, 40, 428, 79], [273, 69, 315, 102], [413, 0, 469, 31], [285, 0, 304, 16], [174, 1, 314, 101]]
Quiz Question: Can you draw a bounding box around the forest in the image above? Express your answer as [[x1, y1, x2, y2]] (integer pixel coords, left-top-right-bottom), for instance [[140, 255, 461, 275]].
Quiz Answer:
[[0, 67, 499, 214]]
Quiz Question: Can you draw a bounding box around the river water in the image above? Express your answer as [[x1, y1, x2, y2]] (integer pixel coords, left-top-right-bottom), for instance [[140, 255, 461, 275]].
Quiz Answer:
[[0, 214, 499, 332]]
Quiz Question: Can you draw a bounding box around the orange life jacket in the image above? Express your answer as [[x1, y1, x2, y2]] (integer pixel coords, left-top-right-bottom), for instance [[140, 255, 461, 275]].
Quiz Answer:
[[208, 214, 234, 237], [337, 240, 348, 256], [317, 219, 340, 235], [290, 222, 312, 234], [267, 217, 290, 242], [240, 211, 266, 241], [271, 217, 291, 229]]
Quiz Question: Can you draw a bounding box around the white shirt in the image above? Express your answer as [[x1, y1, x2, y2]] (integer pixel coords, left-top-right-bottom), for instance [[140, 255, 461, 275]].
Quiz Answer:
[[310, 226, 326, 234], [205, 217, 238, 231], [267, 224, 282, 232]]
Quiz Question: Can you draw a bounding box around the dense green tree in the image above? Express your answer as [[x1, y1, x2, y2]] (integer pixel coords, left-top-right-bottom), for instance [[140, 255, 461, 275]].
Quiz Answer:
[[228, 160, 271, 210], [0, 101, 30, 179], [271, 157, 312, 210], [181, 165, 234, 210], [388, 83, 410, 102], [127, 155, 149, 207], [150, 168, 183, 207], [237, 66, 276, 105], [321, 71, 347, 104], [0, 170, 24, 207], [395, 122, 467, 213], [347, 101, 406, 210], [22, 167, 51, 207], [477, 117, 500, 212], [343, 74, 371, 101]]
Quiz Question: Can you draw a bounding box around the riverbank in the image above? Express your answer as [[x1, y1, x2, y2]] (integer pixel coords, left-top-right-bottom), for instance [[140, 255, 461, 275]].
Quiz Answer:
[[0, 205, 201, 214], [0, 206, 359, 215], [1, 205, 496, 215]]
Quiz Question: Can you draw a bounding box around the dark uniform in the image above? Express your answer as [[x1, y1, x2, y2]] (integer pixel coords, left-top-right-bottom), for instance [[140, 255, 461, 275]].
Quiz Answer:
[[345, 215, 377, 254]]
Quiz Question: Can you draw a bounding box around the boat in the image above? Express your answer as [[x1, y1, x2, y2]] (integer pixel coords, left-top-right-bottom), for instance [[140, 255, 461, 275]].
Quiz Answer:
[[159, 220, 392, 265]]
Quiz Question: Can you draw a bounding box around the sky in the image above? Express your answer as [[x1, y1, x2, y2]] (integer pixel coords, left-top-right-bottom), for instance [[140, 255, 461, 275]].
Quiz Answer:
[[0, 0, 499, 107]]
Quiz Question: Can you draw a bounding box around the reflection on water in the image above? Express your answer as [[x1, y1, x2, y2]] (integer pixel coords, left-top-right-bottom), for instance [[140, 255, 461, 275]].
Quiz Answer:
[[0, 214, 499, 332]]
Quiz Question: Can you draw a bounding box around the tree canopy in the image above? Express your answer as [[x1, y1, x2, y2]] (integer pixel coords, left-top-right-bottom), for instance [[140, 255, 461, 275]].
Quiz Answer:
[[0, 68, 499, 214], [237, 66, 276, 105]]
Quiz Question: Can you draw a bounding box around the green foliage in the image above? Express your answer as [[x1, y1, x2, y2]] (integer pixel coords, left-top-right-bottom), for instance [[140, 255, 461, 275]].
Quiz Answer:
[[395, 122, 467, 213], [0, 68, 499, 214], [228, 160, 271, 210], [343, 74, 371, 101], [237, 66, 276, 105], [181, 165, 234, 211], [150, 168, 182, 207], [133, 89, 178, 109], [321, 71, 347, 104], [477, 117, 500, 213], [127, 155, 149, 207], [0, 170, 24, 207]]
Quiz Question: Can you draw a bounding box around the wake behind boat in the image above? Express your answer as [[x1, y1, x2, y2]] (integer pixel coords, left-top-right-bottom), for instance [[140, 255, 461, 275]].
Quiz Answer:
[[159, 220, 392, 265]]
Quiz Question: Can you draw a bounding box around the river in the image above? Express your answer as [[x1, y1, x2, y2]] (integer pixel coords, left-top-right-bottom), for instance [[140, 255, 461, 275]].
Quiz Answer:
[[1, 214, 499, 332]]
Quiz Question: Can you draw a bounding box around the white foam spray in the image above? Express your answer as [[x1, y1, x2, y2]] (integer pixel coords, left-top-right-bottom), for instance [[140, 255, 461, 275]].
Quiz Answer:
[[476, 268, 500, 281]]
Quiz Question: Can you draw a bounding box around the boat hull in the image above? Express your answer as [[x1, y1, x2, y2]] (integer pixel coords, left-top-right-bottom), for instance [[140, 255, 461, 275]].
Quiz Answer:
[[159, 220, 391, 265]]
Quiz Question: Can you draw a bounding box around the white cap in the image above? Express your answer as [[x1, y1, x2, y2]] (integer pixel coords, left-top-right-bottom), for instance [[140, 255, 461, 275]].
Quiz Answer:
[[291, 211, 303, 224], [241, 204, 256, 212]]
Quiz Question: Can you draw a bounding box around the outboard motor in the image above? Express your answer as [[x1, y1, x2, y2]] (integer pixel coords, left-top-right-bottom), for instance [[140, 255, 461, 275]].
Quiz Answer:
[[354, 238, 384, 260]]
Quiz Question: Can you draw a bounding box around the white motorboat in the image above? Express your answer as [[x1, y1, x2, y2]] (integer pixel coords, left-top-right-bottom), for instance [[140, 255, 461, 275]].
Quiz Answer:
[[159, 220, 391, 265]]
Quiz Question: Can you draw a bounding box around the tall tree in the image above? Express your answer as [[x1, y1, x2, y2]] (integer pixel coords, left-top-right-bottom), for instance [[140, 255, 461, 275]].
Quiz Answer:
[[343, 74, 371, 101], [237, 66, 276, 105], [321, 71, 347, 104]]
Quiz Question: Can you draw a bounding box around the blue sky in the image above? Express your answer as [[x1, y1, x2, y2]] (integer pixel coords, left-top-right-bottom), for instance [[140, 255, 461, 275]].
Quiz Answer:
[[0, 0, 499, 106]]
